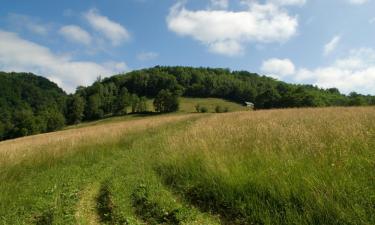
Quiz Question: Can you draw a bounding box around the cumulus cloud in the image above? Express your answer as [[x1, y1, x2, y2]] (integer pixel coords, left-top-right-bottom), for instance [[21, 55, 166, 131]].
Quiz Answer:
[[0, 30, 127, 93], [262, 49, 375, 95], [324, 35, 341, 56], [84, 9, 130, 46], [59, 25, 92, 45], [347, 0, 369, 5], [167, 1, 298, 56], [261, 58, 295, 79], [137, 52, 159, 61]]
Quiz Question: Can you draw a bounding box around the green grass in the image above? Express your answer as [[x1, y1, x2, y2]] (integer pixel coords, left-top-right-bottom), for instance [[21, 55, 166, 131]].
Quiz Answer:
[[0, 107, 374, 225], [64, 97, 245, 129], [177, 97, 247, 113]]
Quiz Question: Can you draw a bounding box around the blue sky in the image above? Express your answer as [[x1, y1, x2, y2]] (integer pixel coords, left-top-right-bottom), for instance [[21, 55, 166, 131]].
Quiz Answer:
[[0, 0, 375, 94]]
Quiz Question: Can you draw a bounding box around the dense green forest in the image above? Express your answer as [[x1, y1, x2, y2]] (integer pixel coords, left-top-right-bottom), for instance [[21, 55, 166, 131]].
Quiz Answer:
[[1, 67, 375, 141], [0, 72, 66, 141]]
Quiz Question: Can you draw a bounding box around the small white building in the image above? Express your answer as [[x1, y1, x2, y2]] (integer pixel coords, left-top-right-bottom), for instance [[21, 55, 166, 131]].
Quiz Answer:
[[245, 102, 254, 109]]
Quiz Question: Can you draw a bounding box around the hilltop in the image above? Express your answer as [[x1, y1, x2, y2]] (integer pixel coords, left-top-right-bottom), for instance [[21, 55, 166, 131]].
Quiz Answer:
[[1, 67, 375, 141]]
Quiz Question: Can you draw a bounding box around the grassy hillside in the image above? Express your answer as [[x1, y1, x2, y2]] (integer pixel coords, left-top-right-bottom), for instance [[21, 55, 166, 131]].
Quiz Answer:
[[63, 97, 245, 129], [0, 107, 374, 224], [146, 97, 247, 113]]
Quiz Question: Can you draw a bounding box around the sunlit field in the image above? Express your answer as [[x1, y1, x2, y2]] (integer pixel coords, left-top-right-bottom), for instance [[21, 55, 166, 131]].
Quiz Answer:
[[1, 107, 374, 225]]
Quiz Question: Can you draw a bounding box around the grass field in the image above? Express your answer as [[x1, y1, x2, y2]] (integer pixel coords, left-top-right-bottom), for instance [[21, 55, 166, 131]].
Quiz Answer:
[[0, 106, 374, 225]]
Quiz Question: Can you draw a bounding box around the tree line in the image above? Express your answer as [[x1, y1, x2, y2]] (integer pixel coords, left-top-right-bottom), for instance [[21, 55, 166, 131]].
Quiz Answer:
[[1, 67, 375, 141]]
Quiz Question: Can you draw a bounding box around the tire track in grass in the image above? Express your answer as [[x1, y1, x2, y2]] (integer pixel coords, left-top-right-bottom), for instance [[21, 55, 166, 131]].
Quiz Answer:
[[131, 184, 221, 225], [75, 182, 101, 225]]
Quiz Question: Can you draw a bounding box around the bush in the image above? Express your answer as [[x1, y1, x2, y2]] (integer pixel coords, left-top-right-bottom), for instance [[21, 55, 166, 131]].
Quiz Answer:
[[199, 106, 208, 113], [215, 105, 224, 113], [215, 105, 230, 113], [195, 104, 200, 113], [153, 89, 179, 113]]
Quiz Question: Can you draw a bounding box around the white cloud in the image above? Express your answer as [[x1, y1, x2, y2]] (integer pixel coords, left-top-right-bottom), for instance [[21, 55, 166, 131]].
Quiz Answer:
[[347, 0, 369, 5], [59, 25, 92, 45], [7, 13, 49, 35], [324, 35, 341, 56], [264, 48, 375, 95], [370, 17, 375, 24], [0, 30, 127, 93], [84, 9, 130, 46], [137, 52, 159, 61], [210, 0, 229, 9], [261, 58, 295, 79], [167, 2, 298, 56], [268, 0, 306, 6]]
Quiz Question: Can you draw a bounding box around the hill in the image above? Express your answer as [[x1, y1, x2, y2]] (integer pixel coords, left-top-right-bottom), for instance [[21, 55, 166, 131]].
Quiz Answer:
[[0, 107, 374, 224], [2, 66, 375, 141], [0, 72, 67, 141], [75, 66, 375, 122]]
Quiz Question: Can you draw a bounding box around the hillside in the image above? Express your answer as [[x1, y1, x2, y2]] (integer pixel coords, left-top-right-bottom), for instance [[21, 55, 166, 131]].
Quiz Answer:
[[2, 67, 375, 142], [0, 72, 67, 141], [1, 107, 374, 224]]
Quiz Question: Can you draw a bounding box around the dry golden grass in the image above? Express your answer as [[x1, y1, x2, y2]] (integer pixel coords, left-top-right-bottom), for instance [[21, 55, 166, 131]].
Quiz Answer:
[[0, 114, 197, 167], [166, 107, 375, 158], [158, 107, 375, 224]]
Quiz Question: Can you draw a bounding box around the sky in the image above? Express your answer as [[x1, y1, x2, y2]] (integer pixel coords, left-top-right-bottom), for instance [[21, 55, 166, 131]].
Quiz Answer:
[[0, 0, 375, 94]]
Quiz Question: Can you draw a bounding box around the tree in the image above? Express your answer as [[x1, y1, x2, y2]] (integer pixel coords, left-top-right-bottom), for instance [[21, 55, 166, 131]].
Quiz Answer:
[[153, 89, 179, 113], [0, 121, 5, 140], [137, 97, 148, 112], [66, 95, 85, 124], [41, 109, 66, 132], [11, 109, 37, 137], [86, 94, 104, 120], [130, 94, 140, 113], [114, 88, 132, 115]]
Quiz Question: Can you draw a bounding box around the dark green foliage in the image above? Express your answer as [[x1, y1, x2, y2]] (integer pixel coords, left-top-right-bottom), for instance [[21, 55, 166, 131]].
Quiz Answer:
[[65, 95, 85, 125], [114, 88, 132, 115], [153, 89, 180, 113], [195, 104, 200, 113], [98, 66, 375, 111], [199, 106, 208, 113], [97, 181, 115, 223], [0, 72, 67, 140], [132, 184, 190, 225], [39, 109, 66, 132], [33, 209, 54, 225]]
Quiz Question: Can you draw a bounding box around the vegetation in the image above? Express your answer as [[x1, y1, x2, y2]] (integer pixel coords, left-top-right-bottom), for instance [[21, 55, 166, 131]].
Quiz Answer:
[[0, 72, 66, 141], [2, 66, 375, 141], [153, 89, 180, 113], [0, 107, 374, 224]]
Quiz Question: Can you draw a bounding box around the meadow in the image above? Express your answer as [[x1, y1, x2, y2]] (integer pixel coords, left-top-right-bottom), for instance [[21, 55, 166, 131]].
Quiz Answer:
[[0, 105, 374, 225]]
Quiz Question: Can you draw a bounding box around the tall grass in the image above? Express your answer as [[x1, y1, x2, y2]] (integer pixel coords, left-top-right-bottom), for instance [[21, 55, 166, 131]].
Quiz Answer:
[[158, 107, 375, 224], [1, 107, 374, 224]]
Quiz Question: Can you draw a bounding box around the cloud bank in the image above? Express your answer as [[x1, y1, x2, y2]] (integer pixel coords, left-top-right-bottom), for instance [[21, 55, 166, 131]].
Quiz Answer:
[[0, 30, 127, 93]]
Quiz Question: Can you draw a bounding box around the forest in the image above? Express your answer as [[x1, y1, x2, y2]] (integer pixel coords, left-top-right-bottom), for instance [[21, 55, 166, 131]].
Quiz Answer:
[[1, 67, 375, 141]]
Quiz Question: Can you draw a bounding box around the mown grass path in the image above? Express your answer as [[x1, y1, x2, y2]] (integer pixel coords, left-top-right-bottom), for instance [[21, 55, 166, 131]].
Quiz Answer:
[[75, 182, 101, 225]]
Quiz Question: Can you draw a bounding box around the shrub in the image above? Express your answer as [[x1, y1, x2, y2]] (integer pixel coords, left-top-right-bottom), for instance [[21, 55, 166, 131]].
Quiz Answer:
[[215, 105, 224, 113], [195, 104, 200, 113], [199, 106, 208, 113], [153, 89, 179, 113]]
